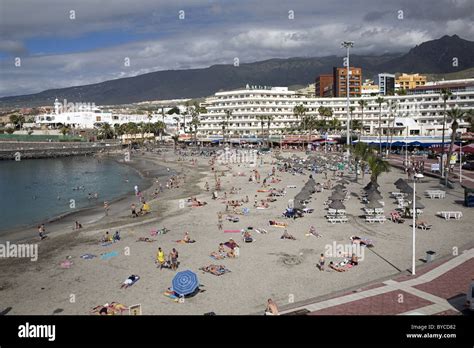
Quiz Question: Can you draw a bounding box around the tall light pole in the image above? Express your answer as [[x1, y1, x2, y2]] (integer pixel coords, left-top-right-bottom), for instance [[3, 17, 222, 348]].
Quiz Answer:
[[341, 41, 354, 159], [412, 173, 423, 275]]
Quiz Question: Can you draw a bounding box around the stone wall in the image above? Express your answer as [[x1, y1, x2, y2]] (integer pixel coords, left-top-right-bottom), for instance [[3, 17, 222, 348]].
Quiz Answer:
[[0, 142, 123, 160]]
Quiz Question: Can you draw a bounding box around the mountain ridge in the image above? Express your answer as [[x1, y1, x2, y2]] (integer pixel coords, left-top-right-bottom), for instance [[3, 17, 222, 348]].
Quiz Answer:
[[1, 35, 473, 108]]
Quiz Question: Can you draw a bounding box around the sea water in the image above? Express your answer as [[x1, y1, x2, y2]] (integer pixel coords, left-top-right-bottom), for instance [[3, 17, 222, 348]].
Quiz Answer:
[[0, 156, 146, 233]]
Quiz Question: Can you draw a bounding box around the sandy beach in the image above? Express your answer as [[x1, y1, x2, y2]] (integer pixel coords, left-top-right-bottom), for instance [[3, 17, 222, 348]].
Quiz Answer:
[[0, 149, 473, 315]]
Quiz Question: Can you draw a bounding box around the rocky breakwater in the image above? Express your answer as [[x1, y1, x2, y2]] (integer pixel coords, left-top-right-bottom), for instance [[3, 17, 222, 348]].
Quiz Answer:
[[0, 141, 123, 160]]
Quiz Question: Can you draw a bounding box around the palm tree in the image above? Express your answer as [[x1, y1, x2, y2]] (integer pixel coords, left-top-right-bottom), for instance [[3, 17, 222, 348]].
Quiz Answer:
[[367, 155, 391, 184], [266, 115, 274, 148], [329, 117, 340, 132], [352, 120, 362, 134], [375, 97, 385, 155], [440, 88, 453, 178], [190, 116, 200, 147], [358, 99, 368, 136], [98, 123, 114, 140], [293, 104, 307, 148], [220, 110, 231, 146], [256, 115, 266, 147], [190, 103, 207, 148], [352, 141, 372, 182], [60, 126, 70, 137], [387, 101, 398, 156], [445, 108, 466, 185]]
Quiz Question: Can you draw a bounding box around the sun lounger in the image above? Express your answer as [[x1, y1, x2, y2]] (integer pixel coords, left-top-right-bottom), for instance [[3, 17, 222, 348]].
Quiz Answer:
[[436, 211, 463, 220], [326, 216, 348, 224], [365, 215, 386, 224]]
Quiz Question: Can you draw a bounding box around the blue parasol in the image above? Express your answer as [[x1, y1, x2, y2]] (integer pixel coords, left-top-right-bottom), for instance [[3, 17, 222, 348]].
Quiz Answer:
[[172, 270, 199, 296]]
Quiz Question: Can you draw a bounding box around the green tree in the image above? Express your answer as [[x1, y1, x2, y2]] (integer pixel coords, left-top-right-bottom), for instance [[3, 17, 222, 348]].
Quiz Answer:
[[353, 141, 372, 182], [358, 99, 368, 135], [440, 88, 453, 177], [293, 104, 307, 148], [375, 97, 385, 155], [367, 155, 391, 184], [98, 123, 114, 140], [60, 126, 70, 136], [445, 108, 467, 184], [9, 114, 25, 130], [266, 115, 274, 148]]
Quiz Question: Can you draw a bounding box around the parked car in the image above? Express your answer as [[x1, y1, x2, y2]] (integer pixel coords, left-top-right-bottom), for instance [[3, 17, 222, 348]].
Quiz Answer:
[[462, 161, 474, 171]]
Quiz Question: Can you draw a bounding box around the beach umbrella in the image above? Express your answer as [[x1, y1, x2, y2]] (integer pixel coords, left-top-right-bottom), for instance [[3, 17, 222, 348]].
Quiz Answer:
[[332, 184, 346, 191], [364, 186, 380, 194], [172, 270, 199, 296], [329, 200, 345, 211], [366, 190, 383, 201], [329, 191, 346, 200], [366, 200, 384, 209], [394, 178, 406, 187], [400, 185, 414, 194], [364, 182, 379, 191], [406, 193, 421, 202], [414, 201, 425, 209]]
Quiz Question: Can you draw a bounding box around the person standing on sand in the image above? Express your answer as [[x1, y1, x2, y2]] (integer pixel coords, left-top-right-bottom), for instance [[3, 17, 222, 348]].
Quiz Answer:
[[169, 248, 179, 271], [319, 254, 325, 271], [217, 212, 223, 230], [104, 201, 109, 216], [38, 225, 47, 240]]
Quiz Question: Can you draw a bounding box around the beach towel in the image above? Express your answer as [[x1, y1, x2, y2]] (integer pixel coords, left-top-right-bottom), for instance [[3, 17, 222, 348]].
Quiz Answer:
[[210, 253, 226, 260], [101, 242, 113, 247], [101, 251, 119, 260], [254, 228, 268, 234], [80, 253, 97, 260], [163, 290, 179, 301], [224, 230, 241, 233], [269, 220, 288, 227]]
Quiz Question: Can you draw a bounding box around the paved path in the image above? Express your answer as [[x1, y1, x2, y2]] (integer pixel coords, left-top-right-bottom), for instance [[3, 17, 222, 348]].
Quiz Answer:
[[280, 248, 474, 315], [389, 154, 474, 183]]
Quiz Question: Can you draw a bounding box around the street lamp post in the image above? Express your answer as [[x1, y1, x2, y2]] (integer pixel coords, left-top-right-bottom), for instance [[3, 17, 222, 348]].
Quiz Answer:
[[341, 41, 354, 159], [412, 173, 423, 275]]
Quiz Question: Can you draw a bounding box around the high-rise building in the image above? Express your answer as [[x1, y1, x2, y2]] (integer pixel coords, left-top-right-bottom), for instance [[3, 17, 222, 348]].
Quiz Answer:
[[378, 73, 395, 95], [396, 73, 427, 90], [315, 74, 333, 97], [333, 67, 362, 97]]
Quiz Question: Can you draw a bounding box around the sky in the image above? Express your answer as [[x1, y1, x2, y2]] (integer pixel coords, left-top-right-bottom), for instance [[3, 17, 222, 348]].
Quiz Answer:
[[0, 0, 473, 98]]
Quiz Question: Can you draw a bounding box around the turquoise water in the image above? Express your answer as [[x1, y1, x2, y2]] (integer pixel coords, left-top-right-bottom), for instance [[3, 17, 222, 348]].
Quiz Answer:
[[0, 156, 147, 232]]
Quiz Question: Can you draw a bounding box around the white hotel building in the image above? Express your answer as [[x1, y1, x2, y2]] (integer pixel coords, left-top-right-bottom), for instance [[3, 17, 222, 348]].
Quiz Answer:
[[197, 84, 473, 145]]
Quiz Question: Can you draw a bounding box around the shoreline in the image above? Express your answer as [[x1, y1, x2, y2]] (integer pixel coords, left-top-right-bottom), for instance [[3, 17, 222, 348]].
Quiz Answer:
[[0, 153, 183, 243]]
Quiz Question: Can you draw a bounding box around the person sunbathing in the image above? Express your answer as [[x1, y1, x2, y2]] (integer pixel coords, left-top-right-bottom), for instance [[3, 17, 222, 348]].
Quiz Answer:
[[201, 265, 227, 276], [242, 231, 253, 243], [281, 230, 296, 240], [137, 237, 155, 242], [416, 220, 431, 229], [120, 275, 140, 289], [329, 261, 346, 272], [210, 251, 226, 260]]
